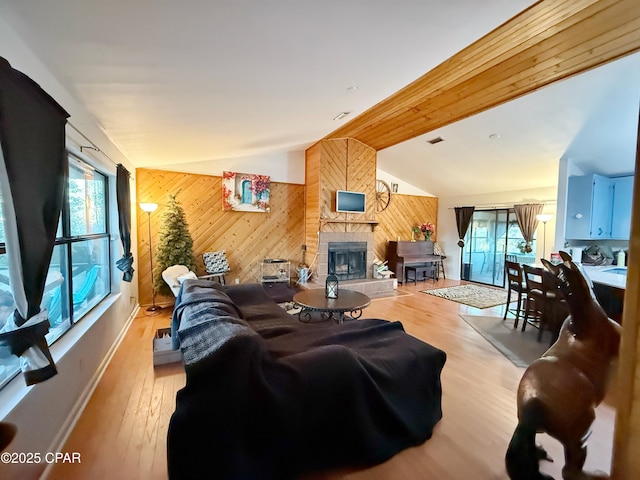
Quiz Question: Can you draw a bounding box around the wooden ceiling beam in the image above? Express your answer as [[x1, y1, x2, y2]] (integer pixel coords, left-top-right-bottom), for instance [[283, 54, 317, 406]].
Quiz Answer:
[[323, 0, 640, 150]]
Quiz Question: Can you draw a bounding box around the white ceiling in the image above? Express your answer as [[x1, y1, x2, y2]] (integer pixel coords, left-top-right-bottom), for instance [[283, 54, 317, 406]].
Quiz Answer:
[[1, 1, 638, 197]]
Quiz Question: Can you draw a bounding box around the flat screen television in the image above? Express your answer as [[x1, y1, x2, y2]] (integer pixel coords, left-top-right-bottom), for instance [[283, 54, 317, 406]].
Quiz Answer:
[[336, 190, 366, 214]]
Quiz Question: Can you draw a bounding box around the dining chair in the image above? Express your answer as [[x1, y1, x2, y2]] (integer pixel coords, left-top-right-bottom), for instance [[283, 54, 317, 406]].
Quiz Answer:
[[522, 265, 568, 345], [522, 265, 544, 332], [503, 260, 527, 327], [537, 270, 569, 345]]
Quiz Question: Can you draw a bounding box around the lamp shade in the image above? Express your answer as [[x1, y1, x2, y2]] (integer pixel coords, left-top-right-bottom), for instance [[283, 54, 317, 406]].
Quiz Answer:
[[325, 273, 339, 299], [536, 213, 553, 223], [140, 202, 158, 213]]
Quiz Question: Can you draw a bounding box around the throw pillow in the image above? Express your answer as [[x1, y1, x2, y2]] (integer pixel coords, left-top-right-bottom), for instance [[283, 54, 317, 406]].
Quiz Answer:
[[203, 251, 230, 274]]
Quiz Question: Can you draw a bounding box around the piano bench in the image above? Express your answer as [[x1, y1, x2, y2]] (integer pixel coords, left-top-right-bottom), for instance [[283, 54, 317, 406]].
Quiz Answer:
[[405, 265, 435, 285]]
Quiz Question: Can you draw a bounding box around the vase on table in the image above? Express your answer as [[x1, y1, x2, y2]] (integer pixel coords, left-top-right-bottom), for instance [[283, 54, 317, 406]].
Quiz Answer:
[[423, 232, 431, 241]]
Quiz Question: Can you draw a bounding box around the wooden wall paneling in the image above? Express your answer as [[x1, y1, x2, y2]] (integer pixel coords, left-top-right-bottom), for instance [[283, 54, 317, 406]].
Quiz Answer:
[[612, 110, 640, 479], [346, 138, 377, 221], [320, 139, 348, 224], [136, 169, 304, 306], [373, 2, 640, 146], [304, 142, 321, 266], [306, 138, 378, 232], [323, 0, 640, 151], [137, 169, 216, 305], [374, 194, 439, 262], [356, 1, 640, 146]]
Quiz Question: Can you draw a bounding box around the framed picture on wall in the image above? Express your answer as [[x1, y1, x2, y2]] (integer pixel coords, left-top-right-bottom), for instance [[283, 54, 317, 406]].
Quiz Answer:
[[222, 171, 271, 212]]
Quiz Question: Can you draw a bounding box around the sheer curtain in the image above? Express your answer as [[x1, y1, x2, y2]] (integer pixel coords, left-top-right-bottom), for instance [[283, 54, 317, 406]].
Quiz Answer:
[[514, 203, 543, 253], [0, 57, 69, 385]]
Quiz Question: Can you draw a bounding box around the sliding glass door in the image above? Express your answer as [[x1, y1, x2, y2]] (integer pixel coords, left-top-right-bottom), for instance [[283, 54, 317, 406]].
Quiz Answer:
[[460, 209, 536, 287]]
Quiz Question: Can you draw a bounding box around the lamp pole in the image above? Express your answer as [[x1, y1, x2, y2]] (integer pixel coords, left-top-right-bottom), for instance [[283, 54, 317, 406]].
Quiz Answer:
[[140, 203, 162, 313], [536, 213, 553, 261]]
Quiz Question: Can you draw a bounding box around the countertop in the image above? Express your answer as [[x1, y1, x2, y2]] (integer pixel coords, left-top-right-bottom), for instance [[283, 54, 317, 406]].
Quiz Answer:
[[581, 264, 627, 289]]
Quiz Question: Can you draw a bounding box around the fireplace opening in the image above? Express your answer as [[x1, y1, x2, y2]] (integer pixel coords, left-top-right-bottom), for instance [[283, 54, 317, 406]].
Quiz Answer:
[[328, 242, 367, 281]]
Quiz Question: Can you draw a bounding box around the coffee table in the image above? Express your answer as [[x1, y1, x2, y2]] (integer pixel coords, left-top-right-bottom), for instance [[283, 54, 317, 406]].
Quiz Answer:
[[293, 289, 371, 323]]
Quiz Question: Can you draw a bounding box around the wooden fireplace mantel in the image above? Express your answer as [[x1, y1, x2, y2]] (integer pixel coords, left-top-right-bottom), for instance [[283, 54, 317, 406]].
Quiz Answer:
[[320, 219, 378, 229]]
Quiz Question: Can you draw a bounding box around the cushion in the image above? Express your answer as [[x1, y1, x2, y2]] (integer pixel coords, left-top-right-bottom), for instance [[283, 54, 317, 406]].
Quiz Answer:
[[177, 271, 198, 284], [203, 251, 230, 274]]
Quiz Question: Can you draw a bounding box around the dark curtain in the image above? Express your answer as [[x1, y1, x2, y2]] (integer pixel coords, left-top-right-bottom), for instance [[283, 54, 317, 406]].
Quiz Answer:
[[514, 203, 543, 253], [0, 57, 69, 385], [116, 164, 134, 282], [454, 206, 475, 247]]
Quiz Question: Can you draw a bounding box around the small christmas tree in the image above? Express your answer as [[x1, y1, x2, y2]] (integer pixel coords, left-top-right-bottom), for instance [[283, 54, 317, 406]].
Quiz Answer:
[[153, 191, 196, 297]]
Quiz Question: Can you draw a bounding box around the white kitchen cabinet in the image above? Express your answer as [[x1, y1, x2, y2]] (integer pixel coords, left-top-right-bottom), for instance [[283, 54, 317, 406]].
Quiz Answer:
[[565, 174, 613, 239], [611, 175, 634, 239]]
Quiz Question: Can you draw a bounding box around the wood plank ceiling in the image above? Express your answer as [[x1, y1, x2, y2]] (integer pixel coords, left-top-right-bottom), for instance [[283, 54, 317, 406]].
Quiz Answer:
[[323, 0, 640, 151]]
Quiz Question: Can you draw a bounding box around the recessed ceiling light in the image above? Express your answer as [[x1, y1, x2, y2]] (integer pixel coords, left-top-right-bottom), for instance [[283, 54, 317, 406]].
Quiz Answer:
[[333, 111, 351, 121], [346, 85, 359, 91], [427, 136, 444, 145], [489, 133, 501, 140]]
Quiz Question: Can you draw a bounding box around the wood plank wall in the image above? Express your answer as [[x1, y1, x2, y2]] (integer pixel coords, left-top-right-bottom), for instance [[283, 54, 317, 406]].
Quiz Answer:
[[136, 169, 304, 306], [612, 115, 640, 478], [137, 165, 436, 303], [374, 194, 438, 261], [304, 139, 377, 262], [304, 142, 322, 266]]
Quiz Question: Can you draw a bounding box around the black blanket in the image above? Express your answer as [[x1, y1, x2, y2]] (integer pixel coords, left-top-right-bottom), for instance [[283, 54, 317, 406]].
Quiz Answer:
[[168, 281, 446, 479]]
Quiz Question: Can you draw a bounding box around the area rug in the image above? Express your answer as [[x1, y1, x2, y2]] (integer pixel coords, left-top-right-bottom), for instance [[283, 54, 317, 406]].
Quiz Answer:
[[460, 315, 549, 367], [421, 284, 508, 309]]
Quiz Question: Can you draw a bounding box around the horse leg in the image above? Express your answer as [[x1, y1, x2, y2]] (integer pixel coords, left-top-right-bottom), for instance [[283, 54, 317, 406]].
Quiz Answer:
[[506, 397, 556, 480], [537, 443, 554, 462], [561, 437, 588, 480], [561, 437, 609, 480]]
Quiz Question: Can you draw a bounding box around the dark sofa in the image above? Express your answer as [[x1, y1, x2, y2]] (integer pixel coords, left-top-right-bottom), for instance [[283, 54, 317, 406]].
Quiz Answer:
[[168, 280, 446, 480]]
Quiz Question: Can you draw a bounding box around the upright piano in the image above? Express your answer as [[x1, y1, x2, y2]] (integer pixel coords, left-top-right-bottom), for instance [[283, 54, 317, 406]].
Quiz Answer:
[[387, 241, 443, 284]]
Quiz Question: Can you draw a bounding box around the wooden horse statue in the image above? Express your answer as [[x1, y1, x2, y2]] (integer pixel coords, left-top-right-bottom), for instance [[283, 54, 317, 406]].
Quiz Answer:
[[505, 251, 621, 480]]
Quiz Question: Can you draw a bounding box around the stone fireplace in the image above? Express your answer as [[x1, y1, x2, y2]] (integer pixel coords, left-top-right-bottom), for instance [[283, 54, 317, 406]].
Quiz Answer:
[[302, 138, 394, 296]]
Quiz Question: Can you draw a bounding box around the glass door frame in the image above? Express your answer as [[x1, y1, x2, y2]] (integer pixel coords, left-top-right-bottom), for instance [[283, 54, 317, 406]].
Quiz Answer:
[[459, 208, 534, 288]]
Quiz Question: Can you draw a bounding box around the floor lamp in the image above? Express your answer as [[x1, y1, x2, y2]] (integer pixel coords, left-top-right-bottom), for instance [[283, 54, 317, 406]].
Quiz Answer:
[[536, 213, 553, 261], [140, 202, 162, 314]]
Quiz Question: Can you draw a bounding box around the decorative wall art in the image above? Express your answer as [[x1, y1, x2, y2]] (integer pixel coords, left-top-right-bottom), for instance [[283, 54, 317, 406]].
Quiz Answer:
[[222, 171, 271, 212]]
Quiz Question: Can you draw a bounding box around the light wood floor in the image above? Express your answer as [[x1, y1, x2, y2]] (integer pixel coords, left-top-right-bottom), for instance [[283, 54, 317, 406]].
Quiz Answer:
[[47, 279, 615, 480]]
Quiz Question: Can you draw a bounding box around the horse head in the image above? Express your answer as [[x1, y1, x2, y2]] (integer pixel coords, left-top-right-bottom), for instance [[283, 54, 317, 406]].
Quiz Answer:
[[541, 251, 618, 350], [540, 251, 600, 308]]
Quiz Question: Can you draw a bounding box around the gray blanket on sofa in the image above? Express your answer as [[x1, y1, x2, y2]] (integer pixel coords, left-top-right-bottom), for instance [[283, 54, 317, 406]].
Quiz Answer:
[[168, 281, 446, 480]]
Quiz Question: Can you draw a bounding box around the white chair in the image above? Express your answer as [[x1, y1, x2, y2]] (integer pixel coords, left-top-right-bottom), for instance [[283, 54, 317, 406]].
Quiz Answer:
[[162, 265, 197, 297]]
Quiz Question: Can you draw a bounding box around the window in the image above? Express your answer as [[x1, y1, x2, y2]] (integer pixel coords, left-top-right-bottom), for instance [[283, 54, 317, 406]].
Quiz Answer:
[[0, 154, 111, 389]]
